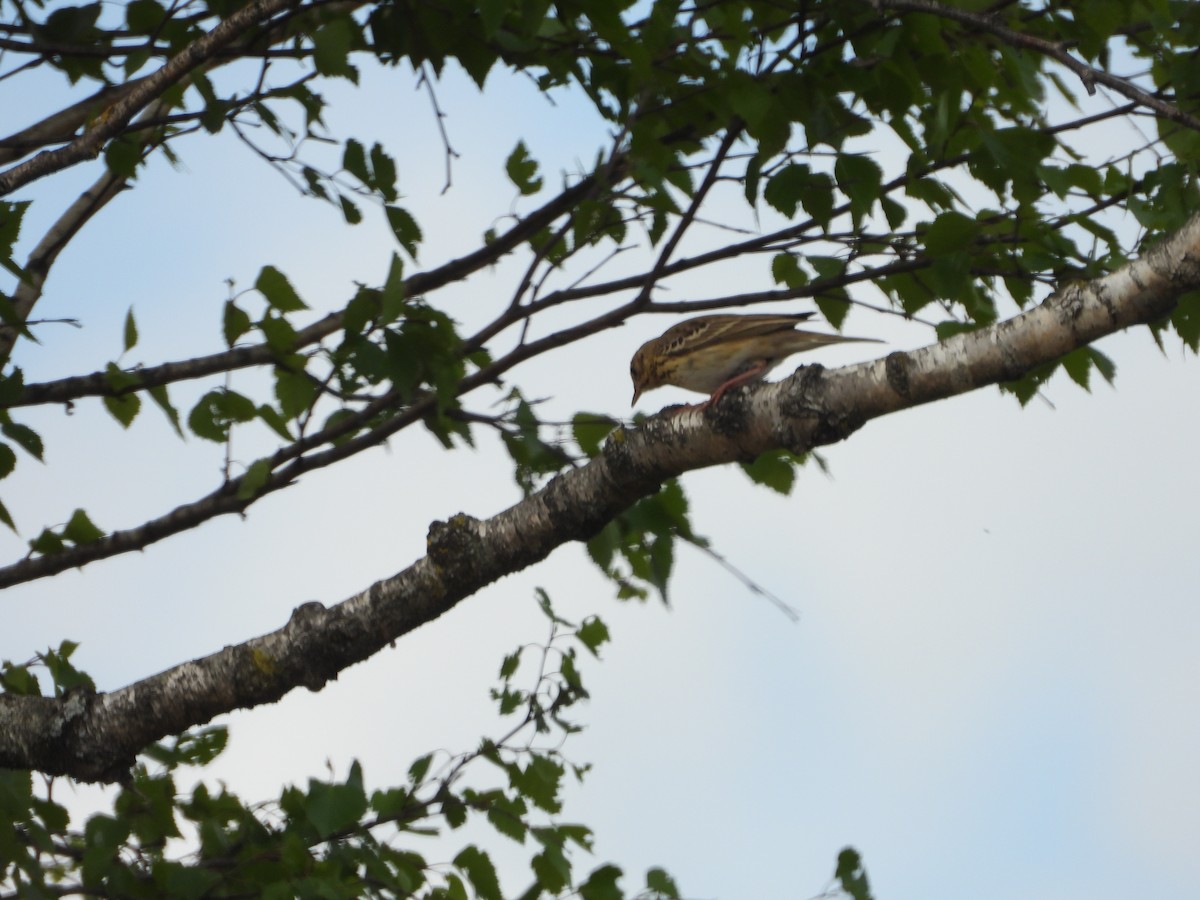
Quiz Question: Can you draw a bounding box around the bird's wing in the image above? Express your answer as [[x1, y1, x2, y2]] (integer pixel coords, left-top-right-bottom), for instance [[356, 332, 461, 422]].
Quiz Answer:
[[659, 313, 816, 353]]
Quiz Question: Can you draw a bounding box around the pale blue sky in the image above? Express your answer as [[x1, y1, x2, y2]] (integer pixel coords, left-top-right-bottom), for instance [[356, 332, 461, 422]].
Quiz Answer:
[[2, 39, 1198, 900]]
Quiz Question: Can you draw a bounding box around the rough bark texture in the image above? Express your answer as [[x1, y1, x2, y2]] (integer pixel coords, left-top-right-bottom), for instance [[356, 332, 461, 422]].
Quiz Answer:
[[3, 211, 1198, 782]]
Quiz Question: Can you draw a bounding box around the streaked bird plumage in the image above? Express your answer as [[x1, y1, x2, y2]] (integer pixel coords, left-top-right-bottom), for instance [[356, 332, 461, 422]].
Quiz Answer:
[[630, 313, 881, 406]]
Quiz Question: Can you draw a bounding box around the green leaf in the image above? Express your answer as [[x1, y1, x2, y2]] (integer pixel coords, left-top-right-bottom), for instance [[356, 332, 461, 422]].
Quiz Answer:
[[771, 252, 808, 289], [809, 256, 850, 330], [29, 529, 65, 556], [485, 792, 528, 843], [379, 253, 406, 324], [306, 768, 368, 839], [0, 201, 30, 282], [575, 617, 610, 657], [1169, 289, 1200, 351], [258, 312, 297, 353], [586, 521, 619, 571], [478, 0, 507, 37], [835, 847, 875, 900], [408, 754, 433, 785], [41, 4, 103, 43], [530, 836, 571, 894], [740, 449, 802, 495], [370, 143, 398, 201], [510, 755, 563, 813], [499, 651, 520, 679], [386, 206, 422, 260], [155, 861, 223, 898], [274, 367, 317, 420], [1061, 346, 1092, 390], [444, 793, 468, 829], [1, 419, 43, 460], [369, 786, 411, 819], [104, 392, 141, 429], [236, 458, 272, 501], [646, 867, 680, 898], [881, 195, 907, 230], [103, 137, 141, 179], [0, 660, 40, 694], [1089, 347, 1116, 385], [834, 153, 883, 223], [935, 320, 985, 341], [579, 864, 622, 900], [63, 509, 104, 544], [0, 443, 15, 479], [223, 300, 252, 347], [123, 307, 138, 352], [41, 640, 95, 694], [0, 368, 25, 406], [453, 847, 502, 900], [923, 211, 979, 254], [188, 389, 257, 442], [147, 384, 183, 437], [571, 413, 617, 458], [505, 141, 543, 196], [535, 587, 571, 626], [125, 0, 163, 34], [145, 726, 228, 770], [339, 194, 363, 224], [312, 18, 357, 80], [444, 873, 470, 900], [255, 266, 307, 313], [763, 163, 808, 217], [343, 138, 368, 183]]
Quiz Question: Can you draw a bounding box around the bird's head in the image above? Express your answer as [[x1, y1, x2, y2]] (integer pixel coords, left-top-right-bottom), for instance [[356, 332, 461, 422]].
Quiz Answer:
[[630, 341, 662, 405]]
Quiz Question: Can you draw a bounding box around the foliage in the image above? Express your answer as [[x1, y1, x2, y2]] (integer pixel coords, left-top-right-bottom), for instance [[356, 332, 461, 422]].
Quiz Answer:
[[0, 603, 701, 898], [0, 0, 1197, 583], [1, 0, 1199, 894]]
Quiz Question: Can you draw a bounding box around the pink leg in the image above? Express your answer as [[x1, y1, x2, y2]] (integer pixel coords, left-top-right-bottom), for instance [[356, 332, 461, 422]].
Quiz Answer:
[[706, 360, 768, 407]]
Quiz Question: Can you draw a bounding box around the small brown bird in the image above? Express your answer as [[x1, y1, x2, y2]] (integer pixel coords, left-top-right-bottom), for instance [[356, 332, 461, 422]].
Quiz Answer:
[[630, 313, 881, 406]]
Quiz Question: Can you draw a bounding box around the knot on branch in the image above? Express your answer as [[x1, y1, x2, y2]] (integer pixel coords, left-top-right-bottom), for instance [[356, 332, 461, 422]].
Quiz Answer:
[[1049, 280, 1088, 319], [777, 364, 865, 452], [884, 351, 912, 400], [704, 388, 754, 437], [288, 600, 327, 629], [59, 683, 95, 727], [426, 513, 486, 588]]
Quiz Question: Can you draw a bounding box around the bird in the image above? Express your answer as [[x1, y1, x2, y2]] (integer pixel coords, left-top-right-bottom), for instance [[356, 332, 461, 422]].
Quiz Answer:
[[630, 312, 881, 407]]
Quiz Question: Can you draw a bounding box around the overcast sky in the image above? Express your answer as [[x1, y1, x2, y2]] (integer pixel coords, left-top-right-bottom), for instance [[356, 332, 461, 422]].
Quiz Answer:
[[3, 45, 1198, 900]]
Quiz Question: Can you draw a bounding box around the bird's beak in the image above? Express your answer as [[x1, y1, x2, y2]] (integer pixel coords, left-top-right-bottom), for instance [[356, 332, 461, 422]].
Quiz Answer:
[[631, 385, 642, 406]]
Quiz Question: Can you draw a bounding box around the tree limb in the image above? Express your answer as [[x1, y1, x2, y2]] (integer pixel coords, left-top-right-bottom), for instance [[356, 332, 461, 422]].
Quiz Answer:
[[9, 171, 607, 407], [4, 208, 1197, 783], [0, 0, 297, 197], [871, 0, 1200, 131]]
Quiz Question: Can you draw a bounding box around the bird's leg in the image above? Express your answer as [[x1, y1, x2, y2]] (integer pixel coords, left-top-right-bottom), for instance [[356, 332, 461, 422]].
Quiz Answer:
[[706, 359, 769, 407]]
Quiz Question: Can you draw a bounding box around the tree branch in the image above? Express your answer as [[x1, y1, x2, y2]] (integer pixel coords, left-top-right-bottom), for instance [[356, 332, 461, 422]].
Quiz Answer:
[[0, 79, 147, 166], [870, 0, 1200, 132], [5, 207, 1198, 783], [10, 173, 607, 407], [0, 0, 297, 197]]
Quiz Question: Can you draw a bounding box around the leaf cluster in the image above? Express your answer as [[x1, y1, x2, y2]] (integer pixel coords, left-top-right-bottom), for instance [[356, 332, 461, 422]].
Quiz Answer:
[[0, 603, 689, 899], [2, 0, 1199, 582]]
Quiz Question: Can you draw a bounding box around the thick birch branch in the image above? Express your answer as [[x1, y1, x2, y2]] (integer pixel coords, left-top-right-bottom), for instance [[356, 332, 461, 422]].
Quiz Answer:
[[2, 210, 1197, 783]]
